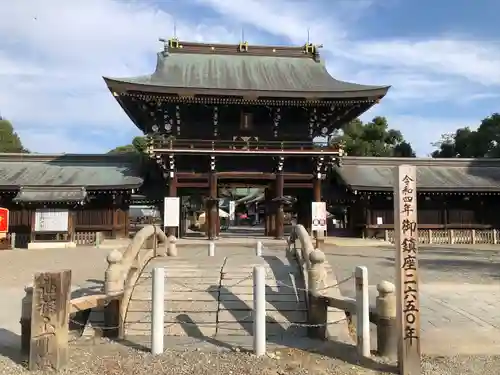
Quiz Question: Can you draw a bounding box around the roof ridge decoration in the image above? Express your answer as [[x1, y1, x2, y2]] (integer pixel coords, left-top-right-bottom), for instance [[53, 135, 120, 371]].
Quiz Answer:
[[157, 38, 324, 59]]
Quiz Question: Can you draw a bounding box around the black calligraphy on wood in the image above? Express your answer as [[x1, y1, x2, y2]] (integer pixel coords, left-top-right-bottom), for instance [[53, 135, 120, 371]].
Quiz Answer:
[[394, 165, 421, 375], [29, 270, 71, 372]]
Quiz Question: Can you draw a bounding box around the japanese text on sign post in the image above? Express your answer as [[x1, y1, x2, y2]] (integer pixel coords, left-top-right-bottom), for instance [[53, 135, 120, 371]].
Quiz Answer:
[[394, 165, 421, 374]]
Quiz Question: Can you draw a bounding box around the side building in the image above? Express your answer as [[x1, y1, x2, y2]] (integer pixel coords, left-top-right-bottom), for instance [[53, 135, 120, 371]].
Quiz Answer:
[[330, 157, 500, 244], [0, 153, 143, 249]]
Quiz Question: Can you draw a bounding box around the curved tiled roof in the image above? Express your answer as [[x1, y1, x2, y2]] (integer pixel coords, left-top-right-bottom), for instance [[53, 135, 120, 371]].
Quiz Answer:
[[335, 157, 500, 191], [104, 41, 390, 99], [0, 153, 143, 189]]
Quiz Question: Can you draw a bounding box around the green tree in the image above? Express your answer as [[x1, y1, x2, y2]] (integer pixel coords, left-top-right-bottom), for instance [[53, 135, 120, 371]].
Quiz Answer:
[[0, 118, 29, 153], [108, 136, 148, 154], [333, 117, 416, 157], [431, 113, 500, 158]]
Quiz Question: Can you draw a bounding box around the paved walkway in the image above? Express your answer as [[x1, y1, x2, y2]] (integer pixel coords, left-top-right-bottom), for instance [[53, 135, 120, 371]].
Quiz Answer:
[[324, 244, 500, 355], [125, 241, 309, 342]]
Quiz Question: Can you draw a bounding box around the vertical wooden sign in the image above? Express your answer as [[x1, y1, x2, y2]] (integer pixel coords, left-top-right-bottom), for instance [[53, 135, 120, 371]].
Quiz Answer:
[[394, 165, 421, 375], [29, 270, 72, 371]]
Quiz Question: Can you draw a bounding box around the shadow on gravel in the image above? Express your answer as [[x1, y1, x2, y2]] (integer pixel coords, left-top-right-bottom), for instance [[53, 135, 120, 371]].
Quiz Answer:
[[0, 328, 23, 365]]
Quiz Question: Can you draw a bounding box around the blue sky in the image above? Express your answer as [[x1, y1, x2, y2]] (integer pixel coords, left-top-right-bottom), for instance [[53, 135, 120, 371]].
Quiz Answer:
[[0, 0, 499, 155]]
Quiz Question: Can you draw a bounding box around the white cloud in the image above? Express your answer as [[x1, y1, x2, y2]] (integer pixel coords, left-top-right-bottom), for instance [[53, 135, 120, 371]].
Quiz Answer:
[[0, 0, 499, 154], [0, 0, 238, 152]]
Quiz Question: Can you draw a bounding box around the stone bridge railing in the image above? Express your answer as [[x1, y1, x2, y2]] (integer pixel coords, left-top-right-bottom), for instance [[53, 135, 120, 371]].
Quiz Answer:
[[103, 225, 177, 338], [20, 225, 177, 355], [288, 225, 397, 357]]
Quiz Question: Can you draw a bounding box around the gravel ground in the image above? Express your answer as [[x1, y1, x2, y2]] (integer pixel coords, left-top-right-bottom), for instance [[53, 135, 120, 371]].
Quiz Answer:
[[1, 339, 500, 375]]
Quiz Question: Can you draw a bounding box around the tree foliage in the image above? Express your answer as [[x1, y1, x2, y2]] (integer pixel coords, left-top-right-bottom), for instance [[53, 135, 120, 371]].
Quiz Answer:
[[0, 117, 29, 153], [108, 136, 148, 154], [333, 116, 416, 157], [431, 113, 500, 158]]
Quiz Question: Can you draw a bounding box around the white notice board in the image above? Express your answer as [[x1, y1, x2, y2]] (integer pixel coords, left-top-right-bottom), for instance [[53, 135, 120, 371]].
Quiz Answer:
[[34, 209, 69, 232], [229, 201, 236, 221], [311, 202, 327, 231], [164, 197, 180, 227]]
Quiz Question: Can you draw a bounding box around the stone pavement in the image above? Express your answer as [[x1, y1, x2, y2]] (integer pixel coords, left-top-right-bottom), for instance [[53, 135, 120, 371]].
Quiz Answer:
[[323, 244, 500, 355], [125, 241, 310, 342]]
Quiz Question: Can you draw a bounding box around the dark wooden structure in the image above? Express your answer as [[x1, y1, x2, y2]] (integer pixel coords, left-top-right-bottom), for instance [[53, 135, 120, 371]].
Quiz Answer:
[[104, 39, 389, 239], [330, 157, 500, 243], [0, 153, 143, 249]]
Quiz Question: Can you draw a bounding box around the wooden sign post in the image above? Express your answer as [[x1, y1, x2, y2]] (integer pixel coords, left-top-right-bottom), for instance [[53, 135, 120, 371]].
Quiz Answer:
[[394, 165, 421, 375], [29, 270, 72, 371]]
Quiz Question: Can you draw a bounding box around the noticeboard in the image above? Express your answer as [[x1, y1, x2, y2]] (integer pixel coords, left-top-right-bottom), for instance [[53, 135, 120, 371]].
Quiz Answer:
[[311, 202, 327, 231]]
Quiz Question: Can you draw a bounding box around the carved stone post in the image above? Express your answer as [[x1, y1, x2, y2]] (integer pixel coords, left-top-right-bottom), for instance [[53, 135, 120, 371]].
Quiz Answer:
[[29, 270, 72, 371], [274, 157, 285, 239], [307, 249, 327, 339], [207, 156, 218, 240]]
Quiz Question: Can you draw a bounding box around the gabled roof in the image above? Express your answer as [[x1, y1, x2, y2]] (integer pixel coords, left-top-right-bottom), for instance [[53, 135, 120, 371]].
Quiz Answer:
[[335, 157, 500, 192], [104, 41, 390, 100], [0, 153, 143, 189]]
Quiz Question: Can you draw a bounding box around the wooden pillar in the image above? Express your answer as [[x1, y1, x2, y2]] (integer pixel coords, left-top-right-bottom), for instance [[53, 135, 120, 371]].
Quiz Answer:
[[313, 176, 321, 202], [266, 184, 276, 237], [313, 174, 323, 247], [207, 168, 218, 240], [166, 174, 177, 237], [275, 171, 285, 239], [264, 187, 272, 236]]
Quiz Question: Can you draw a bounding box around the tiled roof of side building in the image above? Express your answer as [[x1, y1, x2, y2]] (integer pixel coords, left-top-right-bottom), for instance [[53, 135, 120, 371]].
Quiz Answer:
[[335, 157, 500, 191], [104, 41, 390, 99], [0, 153, 144, 189]]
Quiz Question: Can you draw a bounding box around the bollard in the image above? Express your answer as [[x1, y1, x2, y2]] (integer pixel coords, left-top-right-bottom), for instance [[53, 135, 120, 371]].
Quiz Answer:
[[376, 281, 397, 358], [11, 233, 16, 249], [151, 267, 165, 355], [104, 250, 124, 296], [256, 241, 262, 257], [307, 249, 328, 339], [253, 265, 266, 356], [167, 235, 177, 257], [208, 241, 215, 257], [355, 266, 370, 357]]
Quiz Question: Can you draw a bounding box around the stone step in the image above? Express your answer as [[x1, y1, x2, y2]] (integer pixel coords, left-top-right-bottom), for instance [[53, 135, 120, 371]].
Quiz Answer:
[[131, 284, 305, 297], [124, 322, 306, 337], [218, 310, 307, 323], [217, 323, 306, 337], [131, 291, 217, 301], [128, 300, 220, 313], [126, 311, 218, 324], [130, 291, 304, 303], [137, 275, 221, 284], [221, 272, 301, 280], [219, 285, 300, 295], [218, 293, 303, 302], [125, 323, 217, 337], [132, 283, 219, 294], [126, 310, 306, 324], [127, 299, 306, 312]]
